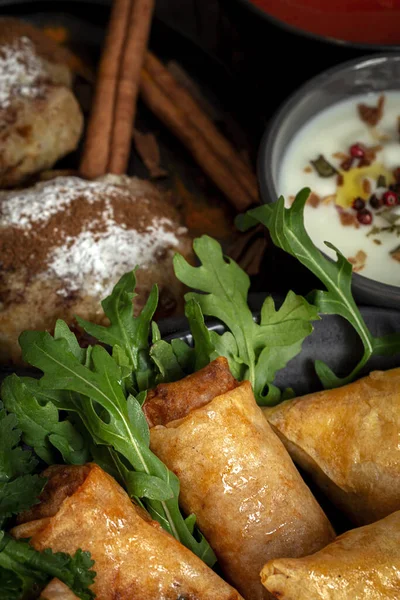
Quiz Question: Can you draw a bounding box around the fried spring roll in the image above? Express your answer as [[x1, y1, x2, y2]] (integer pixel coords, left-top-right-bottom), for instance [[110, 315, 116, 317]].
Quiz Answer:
[[147, 359, 334, 600], [264, 367, 400, 526], [12, 463, 243, 600], [144, 356, 238, 426], [40, 579, 79, 600], [261, 509, 400, 599]]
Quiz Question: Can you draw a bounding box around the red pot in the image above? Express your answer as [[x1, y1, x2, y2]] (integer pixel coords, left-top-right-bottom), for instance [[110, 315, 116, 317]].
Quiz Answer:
[[245, 0, 400, 46]]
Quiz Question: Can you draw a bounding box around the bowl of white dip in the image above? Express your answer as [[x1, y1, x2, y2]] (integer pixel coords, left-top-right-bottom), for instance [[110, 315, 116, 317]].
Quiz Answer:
[[259, 53, 400, 309]]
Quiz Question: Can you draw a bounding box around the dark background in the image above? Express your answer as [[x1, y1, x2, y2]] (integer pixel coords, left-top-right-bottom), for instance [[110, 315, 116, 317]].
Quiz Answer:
[[155, 0, 373, 118]]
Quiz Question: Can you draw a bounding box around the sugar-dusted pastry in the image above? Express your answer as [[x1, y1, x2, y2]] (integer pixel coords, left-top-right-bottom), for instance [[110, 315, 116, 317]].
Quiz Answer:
[[13, 464, 243, 600], [0, 18, 83, 187], [261, 509, 400, 599], [0, 175, 192, 363], [264, 367, 400, 525], [147, 359, 334, 600]]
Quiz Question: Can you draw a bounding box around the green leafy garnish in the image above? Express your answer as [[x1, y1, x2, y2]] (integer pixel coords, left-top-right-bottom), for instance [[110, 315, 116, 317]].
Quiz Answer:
[[237, 188, 400, 387], [174, 235, 318, 404], [16, 329, 216, 567], [377, 174, 386, 188], [0, 532, 95, 600], [311, 154, 337, 177], [0, 402, 45, 526]]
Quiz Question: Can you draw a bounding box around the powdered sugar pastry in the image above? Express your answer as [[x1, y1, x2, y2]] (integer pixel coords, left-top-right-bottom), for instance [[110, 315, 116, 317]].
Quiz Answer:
[[0, 176, 131, 229], [0, 36, 47, 108], [48, 218, 181, 297]]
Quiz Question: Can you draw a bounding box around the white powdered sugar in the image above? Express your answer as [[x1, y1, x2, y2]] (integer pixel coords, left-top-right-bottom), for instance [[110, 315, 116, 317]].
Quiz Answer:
[[0, 36, 47, 108], [0, 176, 130, 229], [0, 174, 187, 298], [47, 219, 181, 297]]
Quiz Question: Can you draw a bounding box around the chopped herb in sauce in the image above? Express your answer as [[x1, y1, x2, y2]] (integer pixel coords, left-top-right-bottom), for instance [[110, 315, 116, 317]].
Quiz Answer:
[[377, 174, 387, 188], [311, 155, 338, 178], [379, 209, 400, 225], [367, 224, 400, 237]]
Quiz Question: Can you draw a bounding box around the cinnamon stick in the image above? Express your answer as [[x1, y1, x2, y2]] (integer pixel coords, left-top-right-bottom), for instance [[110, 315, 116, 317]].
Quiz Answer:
[[140, 62, 258, 211], [228, 226, 267, 276], [80, 0, 131, 179], [80, 0, 154, 179], [108, 0, 155, 173], [144, 53, 258, 204]]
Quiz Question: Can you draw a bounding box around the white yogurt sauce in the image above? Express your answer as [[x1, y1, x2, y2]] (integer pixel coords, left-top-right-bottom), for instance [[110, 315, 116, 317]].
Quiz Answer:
[[278, 91, 400, 286]]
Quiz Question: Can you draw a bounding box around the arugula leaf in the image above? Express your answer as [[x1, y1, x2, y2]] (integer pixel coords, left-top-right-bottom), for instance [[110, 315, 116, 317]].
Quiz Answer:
[[185, 300, 218, 371], [123, 471, 174, 501], [237, 188, 400, 387], [1, 375, 89, 466], [0, 403, 45, 524], [18, 330, 216, 567], [54, 320, 86, 363], [76, 272, 158, 392], [150, 341, 186, 383], [147, 301, 213, 382], [174, 235, 318, 403], [0, 533, 95, 600]]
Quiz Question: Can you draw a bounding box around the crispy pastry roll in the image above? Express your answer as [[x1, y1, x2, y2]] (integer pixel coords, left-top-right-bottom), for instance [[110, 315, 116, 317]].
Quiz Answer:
[[12, 463, 243, 600], [264, 367, 400, 526], [261, 509, 400, 599], [147, 358, 334, 600], [40, 579, 80, 600]]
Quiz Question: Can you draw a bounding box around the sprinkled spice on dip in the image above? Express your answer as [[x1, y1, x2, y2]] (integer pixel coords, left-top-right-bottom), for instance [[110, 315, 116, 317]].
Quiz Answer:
[[279, 92, 400, 286]]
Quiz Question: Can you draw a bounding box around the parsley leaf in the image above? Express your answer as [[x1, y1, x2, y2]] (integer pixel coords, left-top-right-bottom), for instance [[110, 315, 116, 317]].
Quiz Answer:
[[174, 235, 318, 404], [0, 565, 25, 600], [0, 403, 44, 524], [0, 475, 44, 524], [237, 188, 400, 387], [0, 533, 95, 600]]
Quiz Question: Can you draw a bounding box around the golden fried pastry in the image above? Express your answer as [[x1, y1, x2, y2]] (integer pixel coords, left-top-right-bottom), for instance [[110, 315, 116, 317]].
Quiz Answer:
[[13, 464, 243, 600], [0, 18, 83, 187], [0, 175, 192, 363], [264, 368, 400, 525], [261, 509, 400, 599], [40, 579, 80, 600], [148, 360, 334, 600]]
